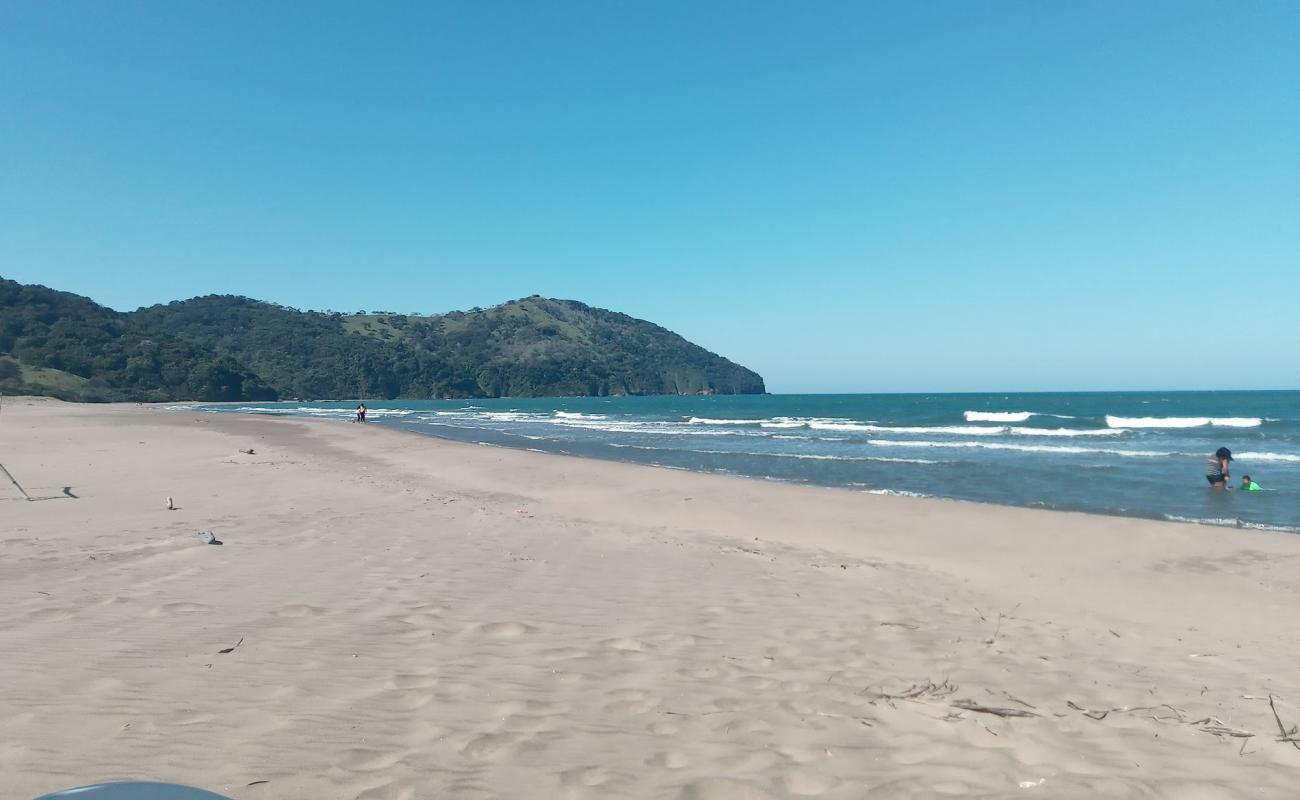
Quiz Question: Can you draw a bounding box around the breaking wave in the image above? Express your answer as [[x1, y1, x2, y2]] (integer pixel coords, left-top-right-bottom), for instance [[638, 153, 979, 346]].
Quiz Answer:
[[964, 411, 1033, 422], [1105, 416, 1262, 428], [867, 439, 1176, 458]]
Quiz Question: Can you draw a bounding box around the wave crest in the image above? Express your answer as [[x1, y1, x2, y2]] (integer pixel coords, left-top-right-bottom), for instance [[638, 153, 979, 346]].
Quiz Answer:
[[965, 411, 1033, 422], [1105, 415, 1262, 428]]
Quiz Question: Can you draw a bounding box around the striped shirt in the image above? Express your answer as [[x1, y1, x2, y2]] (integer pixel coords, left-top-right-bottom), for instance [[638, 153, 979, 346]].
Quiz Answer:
[[1206, 455, 1225, 479]]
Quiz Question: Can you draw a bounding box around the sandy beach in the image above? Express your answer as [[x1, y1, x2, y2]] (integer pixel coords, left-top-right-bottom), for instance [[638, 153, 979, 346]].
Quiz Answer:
[[3, 399, 1299, 799]]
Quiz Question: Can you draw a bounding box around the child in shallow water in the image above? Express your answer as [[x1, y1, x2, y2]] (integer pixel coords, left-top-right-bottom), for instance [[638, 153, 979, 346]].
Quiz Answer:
[[1239, 475, 1263, 491]]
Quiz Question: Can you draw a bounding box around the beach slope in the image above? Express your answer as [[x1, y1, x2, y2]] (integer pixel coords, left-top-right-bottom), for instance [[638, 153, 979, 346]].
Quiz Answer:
[[2, 400, 1298, 799]]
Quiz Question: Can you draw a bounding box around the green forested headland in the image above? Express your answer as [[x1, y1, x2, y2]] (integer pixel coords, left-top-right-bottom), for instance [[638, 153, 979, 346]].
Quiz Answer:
[[0, 278, 765, 402]]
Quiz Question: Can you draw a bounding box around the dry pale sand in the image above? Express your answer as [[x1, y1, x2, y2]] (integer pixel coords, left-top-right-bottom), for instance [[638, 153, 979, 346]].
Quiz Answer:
[[2, 399, 1299, 800]]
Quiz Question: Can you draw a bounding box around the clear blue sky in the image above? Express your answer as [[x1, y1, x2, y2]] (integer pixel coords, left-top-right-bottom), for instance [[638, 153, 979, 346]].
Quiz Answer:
[[2, 1, 1297, 393]]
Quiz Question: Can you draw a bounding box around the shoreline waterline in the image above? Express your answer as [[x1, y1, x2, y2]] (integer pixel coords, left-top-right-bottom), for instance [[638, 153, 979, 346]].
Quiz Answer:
[[172, 391, 1300, 533]]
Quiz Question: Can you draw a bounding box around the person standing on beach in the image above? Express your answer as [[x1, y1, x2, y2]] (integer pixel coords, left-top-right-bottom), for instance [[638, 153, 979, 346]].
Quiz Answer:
[[356, 403, 367, 424], [1205, 447, 1232, 489]]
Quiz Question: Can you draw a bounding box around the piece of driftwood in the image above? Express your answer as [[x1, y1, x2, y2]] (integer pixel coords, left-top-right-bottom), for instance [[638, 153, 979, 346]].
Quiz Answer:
[[1199, 724, 1254, 739], [951, 699, 1038, 718], [218, 637, 244, 654]]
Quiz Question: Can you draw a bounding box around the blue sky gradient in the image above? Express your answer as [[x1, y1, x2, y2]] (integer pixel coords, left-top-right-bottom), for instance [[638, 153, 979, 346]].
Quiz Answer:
[[2, 1, 1297, 392]]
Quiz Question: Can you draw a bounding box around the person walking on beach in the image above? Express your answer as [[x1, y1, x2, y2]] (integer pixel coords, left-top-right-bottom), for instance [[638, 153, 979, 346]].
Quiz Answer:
[[1205, 447, 1232, 489], [355, 403, 367, 424]]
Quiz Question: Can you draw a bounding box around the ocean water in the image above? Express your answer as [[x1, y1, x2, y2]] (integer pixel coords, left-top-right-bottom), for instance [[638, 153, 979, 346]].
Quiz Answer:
[[182, 391, 1300, 532]]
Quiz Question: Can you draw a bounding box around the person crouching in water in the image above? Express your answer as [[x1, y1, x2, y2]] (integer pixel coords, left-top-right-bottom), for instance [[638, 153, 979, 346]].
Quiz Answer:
[[1205, 447, 1232, 489], [1240, 475, 1263, 491]]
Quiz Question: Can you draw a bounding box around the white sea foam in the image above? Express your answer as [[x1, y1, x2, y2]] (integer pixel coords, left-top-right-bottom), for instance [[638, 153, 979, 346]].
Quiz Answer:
[[554, 411, 607, 420], [1105, 415, 1262, 428], [809, 422, 1006, 435], [483, 411, 543, 422], [868, 439, 1175, 457], [1236, 451, 1300, 463], [1163, 515, 1241, 527], [769, 453, 942, 464], [1155, 515, 1299, 533], [256, 405, 412, 418], [687, 417, 759, 425], [1005, 427, 1127, 437], [964, 410, 1033, 422], [863, 488, 932, 498], [1241, 521, 1300, 533], [606, 443, 941, 464]]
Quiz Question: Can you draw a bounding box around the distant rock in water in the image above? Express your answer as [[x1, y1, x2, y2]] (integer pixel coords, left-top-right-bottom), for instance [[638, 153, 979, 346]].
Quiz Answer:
[[0, 278, 765, 401]]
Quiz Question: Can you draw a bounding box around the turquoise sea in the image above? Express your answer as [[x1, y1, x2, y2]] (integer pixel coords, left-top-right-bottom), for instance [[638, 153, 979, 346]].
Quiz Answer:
[[185, 391, 1300, 532]]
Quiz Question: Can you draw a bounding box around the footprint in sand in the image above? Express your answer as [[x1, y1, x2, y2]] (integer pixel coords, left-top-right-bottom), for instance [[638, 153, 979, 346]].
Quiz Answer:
[[736, 675, 777, 690], [461, 732, 522, 760], [603, 698, 660, 715], [497, 699, 568, 716], [354, 782, 414, 800], [775, 745, 831, 765], [779, 772, 840, 796], [253, 685, 300, 701], [540, 647, 589, 662], [338, 748, 405, 772], [164, 601, 212, 614], [647, 751, 690, 769], [786, 628, 824, 641], [87, 677, 124, 695], [478, 621, 535, 638], [160, 710, 215, 726], [604, 637, 647, 652], [678, 665, 720, 679], [716, 750, 780, 771], [780, 699, 817, 715], [678, 778, 781, 800], [373, 692, 435, 712], [500, 713, 561, 734], [390, 673, 439, 690], [559, 766, 619, 788], [436, 681, 475, 700], [716, 718, 771, 736], [606, 688, 650, 702], [273, 604, 327, 618]]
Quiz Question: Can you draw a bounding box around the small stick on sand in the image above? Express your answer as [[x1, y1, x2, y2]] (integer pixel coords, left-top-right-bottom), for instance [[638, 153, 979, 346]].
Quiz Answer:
[[1000, 691, 1037, 710], [1, 462, 32, 500], [1269, 695, 1300, 751], [218, 637, 244, 654], [951, 700, 1037, 718]]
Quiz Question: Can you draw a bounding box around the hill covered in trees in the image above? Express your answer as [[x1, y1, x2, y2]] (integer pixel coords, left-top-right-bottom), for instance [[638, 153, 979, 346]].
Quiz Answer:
[[0, 277, 765, 402]]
